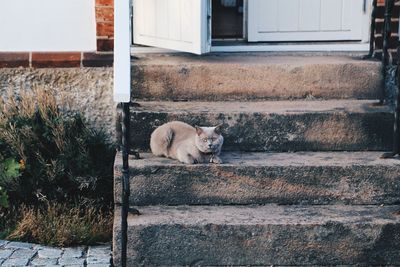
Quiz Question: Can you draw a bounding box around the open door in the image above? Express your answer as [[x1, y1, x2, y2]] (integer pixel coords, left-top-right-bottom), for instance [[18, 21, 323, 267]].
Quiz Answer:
[[133, 0, 211, 55], [248, 0, 367, 42]]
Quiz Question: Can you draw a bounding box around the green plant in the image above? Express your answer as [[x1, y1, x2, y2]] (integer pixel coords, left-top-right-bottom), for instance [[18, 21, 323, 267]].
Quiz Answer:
[[0, 187, 8, 208], [0, 88, 116, 206], [0, 205, 21, 239], [0, 155, 21, 208]]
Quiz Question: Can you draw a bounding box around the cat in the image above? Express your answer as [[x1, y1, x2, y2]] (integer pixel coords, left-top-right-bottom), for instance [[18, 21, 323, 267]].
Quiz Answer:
[[150, 121, 224, 164]]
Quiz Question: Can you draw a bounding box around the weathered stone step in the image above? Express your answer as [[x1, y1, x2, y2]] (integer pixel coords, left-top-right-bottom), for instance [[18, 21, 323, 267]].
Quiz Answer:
[[113, 205, 400, 266], [114, 151, 400, 206], [128, 100, 392, 152], [131, 54, 382, 101]]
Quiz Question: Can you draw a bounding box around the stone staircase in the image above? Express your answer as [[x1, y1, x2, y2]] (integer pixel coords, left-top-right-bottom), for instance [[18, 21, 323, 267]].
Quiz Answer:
[[113, 53, 400, 266]]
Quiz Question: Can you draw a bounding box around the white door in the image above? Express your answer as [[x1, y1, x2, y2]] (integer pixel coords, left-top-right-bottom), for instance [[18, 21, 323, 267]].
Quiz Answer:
[[133, 0, 210, 54], [248, 0, 368, 42]]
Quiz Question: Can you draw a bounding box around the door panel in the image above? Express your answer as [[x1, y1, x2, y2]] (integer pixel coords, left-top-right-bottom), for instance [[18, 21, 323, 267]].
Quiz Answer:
[[133, 0, 210, 54], [248, 0, 367, 42]]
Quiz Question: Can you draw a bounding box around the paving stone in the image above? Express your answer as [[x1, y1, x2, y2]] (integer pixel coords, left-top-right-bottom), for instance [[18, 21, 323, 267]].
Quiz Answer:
[[5, 242, 34, 250], [10, 249, 37, 259], [32, 245, 53, 250], [0, 240, 9, 248], [1, 257, 29, 266], [58, 257, 85, 265], [29, 257, 58, 266], [37, 248, 62, 259], [0, 249, 15, 259], [87, 264, 111, 267], [87, 246, 111, 257], [86, 256, 111, 264], [61, 247, 84, 258]]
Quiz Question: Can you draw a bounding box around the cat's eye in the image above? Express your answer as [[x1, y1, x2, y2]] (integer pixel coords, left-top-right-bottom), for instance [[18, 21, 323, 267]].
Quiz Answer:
[[202, 138, 207, 142]]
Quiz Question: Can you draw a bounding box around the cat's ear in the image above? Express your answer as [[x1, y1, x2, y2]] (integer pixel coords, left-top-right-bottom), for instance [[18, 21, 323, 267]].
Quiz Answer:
[[214, 124, 223, 135], [195, 126, 203, 136]]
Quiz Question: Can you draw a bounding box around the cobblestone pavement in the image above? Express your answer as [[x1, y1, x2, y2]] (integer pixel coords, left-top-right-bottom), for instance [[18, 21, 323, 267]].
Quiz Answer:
[[0, 240, 112, 266]]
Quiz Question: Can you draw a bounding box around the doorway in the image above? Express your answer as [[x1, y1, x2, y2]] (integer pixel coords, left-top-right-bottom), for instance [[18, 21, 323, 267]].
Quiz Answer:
[[212, 0, 244, 40]]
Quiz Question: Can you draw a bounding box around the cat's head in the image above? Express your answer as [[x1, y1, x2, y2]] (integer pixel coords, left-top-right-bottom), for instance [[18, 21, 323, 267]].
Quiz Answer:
[[194, 124, 224, 154]]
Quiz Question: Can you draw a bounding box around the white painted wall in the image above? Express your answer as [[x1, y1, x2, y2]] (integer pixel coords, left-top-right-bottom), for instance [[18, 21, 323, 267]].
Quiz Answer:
[[0, 0, 96, 52]]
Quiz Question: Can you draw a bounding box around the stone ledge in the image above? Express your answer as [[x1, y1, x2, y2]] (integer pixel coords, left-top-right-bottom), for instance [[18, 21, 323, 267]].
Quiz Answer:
[[128, 100, 393, 152], [113, 205, 400, 266], [114, 151, 400, 205], [131, 53, 382, 101]]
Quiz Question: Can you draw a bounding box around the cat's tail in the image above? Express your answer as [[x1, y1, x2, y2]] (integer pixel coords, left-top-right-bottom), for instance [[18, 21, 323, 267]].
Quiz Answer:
[[150, 127, 174, 157]]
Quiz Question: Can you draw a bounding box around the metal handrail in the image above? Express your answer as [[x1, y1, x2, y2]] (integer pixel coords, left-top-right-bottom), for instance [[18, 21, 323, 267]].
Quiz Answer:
[[121, 102, 130, 267], [365, 0, 378, 59], [380, 0, 400, 158], [120, 102, 141, 267], [380, 0, 395, 104]]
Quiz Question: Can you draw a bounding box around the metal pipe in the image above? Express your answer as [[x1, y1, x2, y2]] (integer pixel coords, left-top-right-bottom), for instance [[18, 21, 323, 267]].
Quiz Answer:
[[120, 102, 130, 267], [393, 49, 400, 155]]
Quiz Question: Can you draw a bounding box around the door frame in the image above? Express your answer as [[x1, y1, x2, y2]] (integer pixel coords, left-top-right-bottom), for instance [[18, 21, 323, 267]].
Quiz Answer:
[[131, 0, 372, 53]]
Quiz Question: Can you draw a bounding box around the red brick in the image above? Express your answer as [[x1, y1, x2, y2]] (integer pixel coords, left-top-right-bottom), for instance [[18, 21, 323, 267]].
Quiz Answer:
[[0, 52, 29, 68], [375, 5, 400, 17], [97, 39, 114, 52], [82, 52, 113, 67], [96, 0, 113, 6], [97, 22, 114, 38], [96, 7, 114, 22], [32, 52, 81, 68], [375, 20, 399, 33], [375, 35, 399, 49]]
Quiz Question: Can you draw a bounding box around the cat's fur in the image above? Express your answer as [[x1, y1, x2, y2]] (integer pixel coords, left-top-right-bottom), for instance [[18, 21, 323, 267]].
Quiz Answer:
[[150, 121, 224, 164]]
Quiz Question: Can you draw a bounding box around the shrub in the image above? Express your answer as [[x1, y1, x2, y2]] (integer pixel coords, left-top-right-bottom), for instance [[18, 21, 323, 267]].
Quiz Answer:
[[0, 205, 21, 239], [8, 203, 113, 246], [0, 88, 116, 206], [0, 155, 21, 208]]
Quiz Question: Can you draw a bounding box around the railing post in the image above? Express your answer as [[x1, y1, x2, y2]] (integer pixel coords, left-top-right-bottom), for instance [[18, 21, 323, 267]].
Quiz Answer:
[[381, 0, 400, 158], [380, 0, 395, 104], [365, 0, 378, 59], [383, 0, 395, 66], [121, 103, 130, 267], [393, 44, 400, 155]]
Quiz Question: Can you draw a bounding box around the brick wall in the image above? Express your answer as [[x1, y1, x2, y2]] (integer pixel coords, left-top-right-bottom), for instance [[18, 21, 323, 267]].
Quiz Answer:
[[0, 0, 114, 68], [1, 1, 399, 68], [374, 0, 400, 60]]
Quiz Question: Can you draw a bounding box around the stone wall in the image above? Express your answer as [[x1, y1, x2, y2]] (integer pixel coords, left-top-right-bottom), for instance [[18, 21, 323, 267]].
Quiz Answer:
[[0, 67, 116, 141]]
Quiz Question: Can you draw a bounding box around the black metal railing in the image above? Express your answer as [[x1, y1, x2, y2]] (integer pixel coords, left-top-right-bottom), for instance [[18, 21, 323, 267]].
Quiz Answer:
[[120, 102, 130, 267], [120, 102, 140, 267], [380, 0, 400, 158], [365, 0, 378, 58]]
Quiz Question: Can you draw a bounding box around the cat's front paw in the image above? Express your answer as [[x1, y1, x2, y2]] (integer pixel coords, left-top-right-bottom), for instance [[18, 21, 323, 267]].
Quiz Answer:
[[210, 155, 223, 164]]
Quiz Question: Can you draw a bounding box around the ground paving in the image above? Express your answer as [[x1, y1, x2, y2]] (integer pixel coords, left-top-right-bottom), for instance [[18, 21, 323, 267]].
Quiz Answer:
[[0, 241, 112, 267]]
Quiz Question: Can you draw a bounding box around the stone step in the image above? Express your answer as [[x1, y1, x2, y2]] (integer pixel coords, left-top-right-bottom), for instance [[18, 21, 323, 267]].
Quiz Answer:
[[131, 54, 382, 101], [128, 100, 393, 152], [112, 205, 400, 266], [114, 151, 400, 206]]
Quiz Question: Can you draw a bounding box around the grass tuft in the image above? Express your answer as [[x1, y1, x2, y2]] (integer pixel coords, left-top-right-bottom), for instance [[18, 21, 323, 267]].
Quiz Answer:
[[7, 203, 113, 247]]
